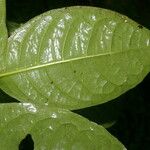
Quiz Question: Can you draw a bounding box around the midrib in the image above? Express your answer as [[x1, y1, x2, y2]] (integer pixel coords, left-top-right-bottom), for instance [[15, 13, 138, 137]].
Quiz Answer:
[[0, 47, 148, 78]]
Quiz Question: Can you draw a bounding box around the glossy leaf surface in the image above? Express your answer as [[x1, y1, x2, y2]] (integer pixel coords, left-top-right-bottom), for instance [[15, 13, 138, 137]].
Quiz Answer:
[[0, 7, 150, 109], [0, 103, 126, 150]]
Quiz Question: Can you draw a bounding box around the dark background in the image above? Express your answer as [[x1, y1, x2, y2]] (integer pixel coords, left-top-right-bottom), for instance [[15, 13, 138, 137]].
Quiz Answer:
[[2, 0, 150, 149]]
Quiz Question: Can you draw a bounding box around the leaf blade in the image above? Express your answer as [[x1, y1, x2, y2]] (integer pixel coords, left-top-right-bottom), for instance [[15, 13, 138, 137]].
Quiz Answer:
[[0, 6, 150, 109], [0, 103, 126, 150]]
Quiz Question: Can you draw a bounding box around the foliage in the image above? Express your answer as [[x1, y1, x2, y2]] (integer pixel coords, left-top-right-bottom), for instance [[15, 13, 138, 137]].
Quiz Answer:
[[0, 0, 150, 149]]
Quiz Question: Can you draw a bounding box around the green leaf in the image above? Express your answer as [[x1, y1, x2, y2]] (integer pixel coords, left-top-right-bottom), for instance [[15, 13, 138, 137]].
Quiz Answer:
[[0, 0, 7, 72], [0, 6, 150, 109], [0, 103, 126, 149]]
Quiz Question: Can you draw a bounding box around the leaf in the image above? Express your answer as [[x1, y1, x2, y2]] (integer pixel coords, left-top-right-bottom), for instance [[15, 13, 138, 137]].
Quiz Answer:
[[0, 0, 7, 73], [0, 6, 150, 109], [0, 103, 126, 149]]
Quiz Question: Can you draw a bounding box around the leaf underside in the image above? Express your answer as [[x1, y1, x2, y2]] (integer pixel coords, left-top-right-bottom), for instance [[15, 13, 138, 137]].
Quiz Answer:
[[0, 6, 150, 110], [0, 103, 126, 150]]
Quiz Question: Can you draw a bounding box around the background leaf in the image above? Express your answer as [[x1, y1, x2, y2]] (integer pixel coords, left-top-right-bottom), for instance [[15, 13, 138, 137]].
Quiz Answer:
[[0, 0, 7, 72], [0, 6, 150, 109], [0, 103, 126, 150]]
